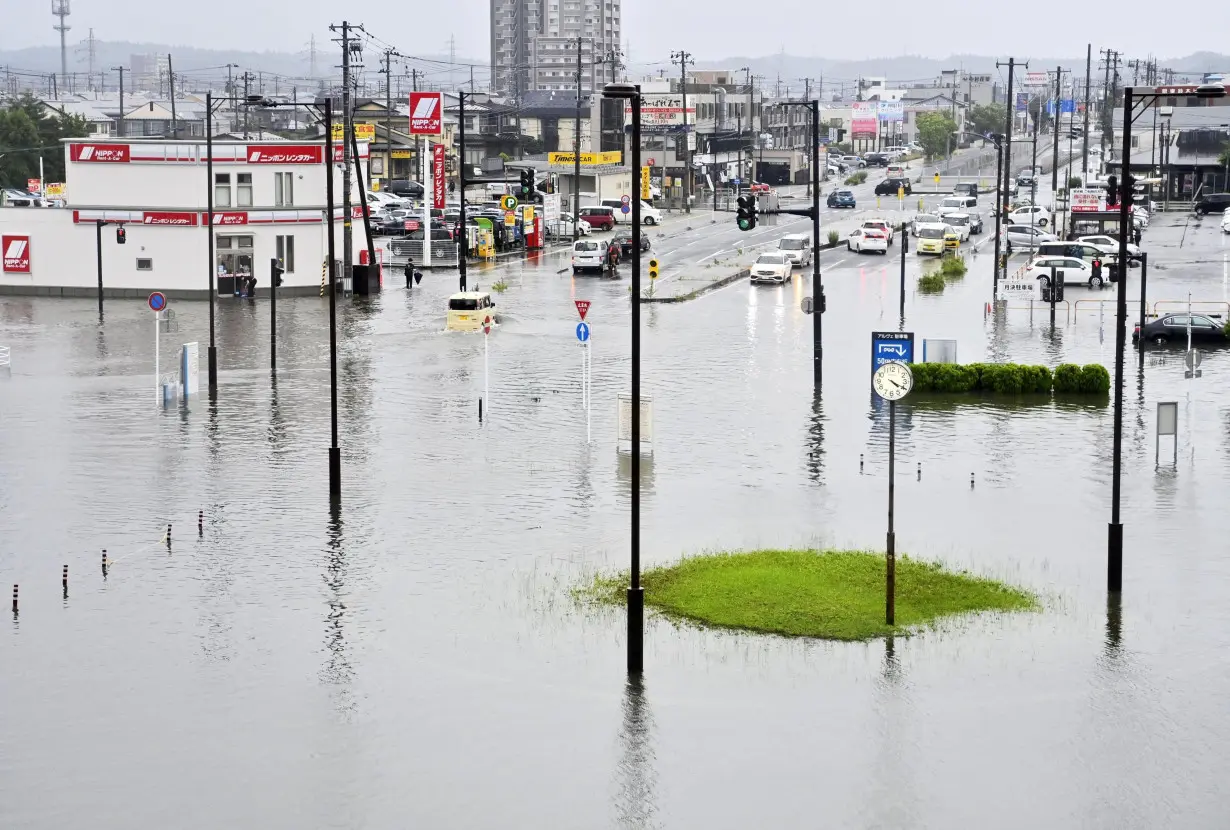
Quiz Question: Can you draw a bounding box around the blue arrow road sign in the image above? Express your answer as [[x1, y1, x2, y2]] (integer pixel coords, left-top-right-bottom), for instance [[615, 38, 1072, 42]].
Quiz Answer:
[[871, 331, 914, 376], [576, 322, 590, 342]]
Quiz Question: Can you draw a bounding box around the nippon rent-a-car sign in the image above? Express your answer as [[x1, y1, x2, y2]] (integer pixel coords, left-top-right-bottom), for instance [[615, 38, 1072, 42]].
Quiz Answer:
[[408, 92, 443, 135], [70, 143, 130, 163], [143, 211, 198, 226], [2, 235, 31, 273], [246, 146, 324, 164]]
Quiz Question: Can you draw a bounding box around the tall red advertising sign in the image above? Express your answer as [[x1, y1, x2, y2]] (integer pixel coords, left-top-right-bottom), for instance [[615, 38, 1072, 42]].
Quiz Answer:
[[432, 144, 446, 209], [409, 92, 444, 136]]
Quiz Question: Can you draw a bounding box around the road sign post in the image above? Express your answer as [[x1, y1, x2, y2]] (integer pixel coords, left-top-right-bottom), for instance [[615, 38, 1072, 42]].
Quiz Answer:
[[148, 293, 167, 406], [871, 331, 915, 377], [575, 304, 592, 442], [872, 361, 914, 627]]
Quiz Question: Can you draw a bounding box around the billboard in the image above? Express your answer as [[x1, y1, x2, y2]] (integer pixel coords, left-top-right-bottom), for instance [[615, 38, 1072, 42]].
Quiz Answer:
[[142, 211, 198, 226], [1015, 93, 1030, 112], [432, 144, 446, 210], [628, 95, 696, 131], [1071, 188, 1106, 212], [2, 235, 31, 273], [1024, 72, 1049, 87], [851, 102, 878, 139], [877, 101, 904, 122], [330, 123, 376, 141], [547, 151, 622, 166], [409, 92, 443, 135], [247, 145, 323, 164]]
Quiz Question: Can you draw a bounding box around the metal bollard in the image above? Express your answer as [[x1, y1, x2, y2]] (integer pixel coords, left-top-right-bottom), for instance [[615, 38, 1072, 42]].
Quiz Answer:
[[917, 462, 921, 481], [860, 454, 864, 474], [198, 510, 204, 536], [101, 549, 108, 576], [11, 584, 17, 614], [478, 398, 484, 422], [166, 524, 172, 548], [62, 565, 68, 595], [970, 472, 975, 489]]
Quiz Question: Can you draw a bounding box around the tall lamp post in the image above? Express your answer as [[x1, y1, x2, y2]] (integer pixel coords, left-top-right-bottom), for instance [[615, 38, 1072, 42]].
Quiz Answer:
[[958, 131, 1004, 298], [1108, 82, 1226, 594], [603, 82, 644, 675]]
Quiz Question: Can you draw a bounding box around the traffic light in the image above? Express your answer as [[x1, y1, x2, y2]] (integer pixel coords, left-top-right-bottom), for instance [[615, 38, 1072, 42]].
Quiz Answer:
[[271, 257, 285, 288], [1052, 276, 1064, 302], [1091, 259, 1102, 280], [1105, 174, 1119, 207], [836, 128, 846, 143], [519, 168, 534, 198], [648, 258, 660, 280], [736, 195, 758, 231], [115, 226, 126, 244]]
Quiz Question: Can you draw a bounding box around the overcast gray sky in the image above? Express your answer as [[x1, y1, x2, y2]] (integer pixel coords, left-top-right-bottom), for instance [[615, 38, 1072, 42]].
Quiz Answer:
[[1, 0, 1226, 65]]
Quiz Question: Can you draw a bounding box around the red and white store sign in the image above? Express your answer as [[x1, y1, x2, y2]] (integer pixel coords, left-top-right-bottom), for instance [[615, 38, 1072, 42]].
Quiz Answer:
[[213, 212, 249, 226], [2, 235, 31, 273], [409, 92, 444, 136], [143, 211, 198, 226], [70, 143, 131, 163], [432, 144, 447, 210], [247, 145, 324, 164]]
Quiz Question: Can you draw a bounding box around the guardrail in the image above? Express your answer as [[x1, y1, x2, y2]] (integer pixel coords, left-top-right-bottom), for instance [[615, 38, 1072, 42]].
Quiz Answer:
[[1152, 300, 1230, 318], [987, 300, 1071, 323]]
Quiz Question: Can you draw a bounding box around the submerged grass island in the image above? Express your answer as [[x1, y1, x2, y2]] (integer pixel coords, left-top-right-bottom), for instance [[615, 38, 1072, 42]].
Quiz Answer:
[[583, 549, 1037, 641]]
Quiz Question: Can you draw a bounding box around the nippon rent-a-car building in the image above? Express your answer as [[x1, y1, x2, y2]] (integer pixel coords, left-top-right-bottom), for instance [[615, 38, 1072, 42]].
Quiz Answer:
[[0, 138, 371, 298]]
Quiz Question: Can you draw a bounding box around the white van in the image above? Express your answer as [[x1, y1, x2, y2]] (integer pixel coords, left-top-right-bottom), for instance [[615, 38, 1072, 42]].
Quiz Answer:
[[777, 233, 813, 267], [571, 239, 612, 273], [600, 199, 663, 226], [937, 195, 977, 217]]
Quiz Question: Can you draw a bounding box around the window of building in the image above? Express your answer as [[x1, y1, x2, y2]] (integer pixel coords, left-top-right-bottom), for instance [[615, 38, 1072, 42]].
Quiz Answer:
[[136, 258, 153, 271], [275, 235, 296, 273], [237, 172, 253, 207], [214, 173, 231, 207], [274, 172, 294, 207]]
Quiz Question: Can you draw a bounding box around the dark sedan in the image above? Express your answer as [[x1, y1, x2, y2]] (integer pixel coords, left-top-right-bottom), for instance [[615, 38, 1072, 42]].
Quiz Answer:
[[1133, 314, 1227, 346], [612, 230, 651, 257], [874, 177, 912, 196], [827, 189, 856, 208]]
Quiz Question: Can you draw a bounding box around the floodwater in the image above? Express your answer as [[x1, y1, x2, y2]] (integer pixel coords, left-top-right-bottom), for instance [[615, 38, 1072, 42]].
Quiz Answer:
[[2, 213, 1229, 828]]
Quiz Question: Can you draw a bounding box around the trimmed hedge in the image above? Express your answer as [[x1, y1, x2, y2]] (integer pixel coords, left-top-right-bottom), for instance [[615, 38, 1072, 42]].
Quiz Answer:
[[909, 362, 1108, 395]]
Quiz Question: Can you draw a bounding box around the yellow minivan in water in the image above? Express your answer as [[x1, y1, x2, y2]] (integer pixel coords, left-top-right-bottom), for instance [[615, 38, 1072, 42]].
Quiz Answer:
[[446, 291, 497, 332]]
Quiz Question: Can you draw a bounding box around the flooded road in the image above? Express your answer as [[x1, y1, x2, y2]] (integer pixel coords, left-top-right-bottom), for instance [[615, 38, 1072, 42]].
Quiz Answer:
[[2, 211, 1229, 828]]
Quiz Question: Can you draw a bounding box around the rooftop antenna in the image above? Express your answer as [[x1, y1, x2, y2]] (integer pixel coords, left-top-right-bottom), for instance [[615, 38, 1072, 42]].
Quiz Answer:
[[52, 0, 71, 95]]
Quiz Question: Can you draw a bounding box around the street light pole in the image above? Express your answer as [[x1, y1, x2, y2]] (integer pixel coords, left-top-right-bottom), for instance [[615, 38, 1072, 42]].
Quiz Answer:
[[205, 90, 218, 393], [325, 97, 341, 500], [604, 81, 644, 675], [811, 99, 822, 388], [1108, 90, 1133, 592], [991, 135, 1004, 299]]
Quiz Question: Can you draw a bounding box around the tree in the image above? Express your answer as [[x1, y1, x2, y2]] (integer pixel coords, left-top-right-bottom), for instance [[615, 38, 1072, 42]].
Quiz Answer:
[[915, 111, 958, 160], [0, 94, 90, 189], [966, 103, 1006, 140]]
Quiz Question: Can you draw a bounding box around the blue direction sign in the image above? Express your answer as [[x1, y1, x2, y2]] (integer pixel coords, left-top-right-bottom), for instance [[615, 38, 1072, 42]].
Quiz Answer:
[[621, 205, 630, 214], [147, 291, 166, 312], [731, 177, 742, 186], [576, 321, 590, 342], [871, 331, 914, 376]]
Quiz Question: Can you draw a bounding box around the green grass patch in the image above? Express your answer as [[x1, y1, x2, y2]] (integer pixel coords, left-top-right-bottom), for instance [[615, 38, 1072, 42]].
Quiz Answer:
[[918, 272, 946, 293], [844, 171, 868, 185], [827, 230, 840, 246], [490, 279, 510, 293], [939, 253, 967, 278], [581, 549, 1036, 641]]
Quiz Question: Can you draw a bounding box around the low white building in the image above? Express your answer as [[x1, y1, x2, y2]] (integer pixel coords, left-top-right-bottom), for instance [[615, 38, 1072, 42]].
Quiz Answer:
[[0, 137, 371, 298]]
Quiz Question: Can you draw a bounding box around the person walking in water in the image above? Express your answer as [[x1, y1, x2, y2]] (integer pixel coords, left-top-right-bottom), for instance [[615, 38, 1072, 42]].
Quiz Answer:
[[404, 257, 415, 289]]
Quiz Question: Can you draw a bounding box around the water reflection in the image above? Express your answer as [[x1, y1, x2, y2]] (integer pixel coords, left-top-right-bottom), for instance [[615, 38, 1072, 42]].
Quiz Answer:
[[612, 674, 659, 829], [1105, 592, 1122, 659], [321, 503, 355, 717], [805, 392, 825, 485]]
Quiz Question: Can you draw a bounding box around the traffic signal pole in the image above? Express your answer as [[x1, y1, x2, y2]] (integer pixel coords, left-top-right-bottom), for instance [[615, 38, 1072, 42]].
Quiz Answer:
[[270, 257, 278, 373]]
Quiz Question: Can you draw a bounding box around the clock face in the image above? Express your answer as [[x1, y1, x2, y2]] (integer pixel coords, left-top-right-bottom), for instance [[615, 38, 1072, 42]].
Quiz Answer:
[[873, 362, 914, 401]]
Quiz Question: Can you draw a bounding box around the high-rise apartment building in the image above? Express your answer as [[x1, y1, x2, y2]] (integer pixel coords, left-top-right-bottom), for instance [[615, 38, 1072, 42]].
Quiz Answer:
[[490, 0, 621, 97]]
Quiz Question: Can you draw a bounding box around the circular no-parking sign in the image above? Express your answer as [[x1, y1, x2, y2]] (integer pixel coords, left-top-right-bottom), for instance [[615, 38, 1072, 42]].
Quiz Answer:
[[148, 292, 166, 312]]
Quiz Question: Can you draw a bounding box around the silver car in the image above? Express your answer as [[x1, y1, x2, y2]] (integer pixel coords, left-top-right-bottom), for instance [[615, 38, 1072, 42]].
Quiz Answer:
[[1004, 224, 1058, 253]]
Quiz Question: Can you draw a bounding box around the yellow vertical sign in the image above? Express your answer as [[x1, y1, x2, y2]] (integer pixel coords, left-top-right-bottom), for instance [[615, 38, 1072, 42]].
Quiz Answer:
[[640, 166, 651, 200]]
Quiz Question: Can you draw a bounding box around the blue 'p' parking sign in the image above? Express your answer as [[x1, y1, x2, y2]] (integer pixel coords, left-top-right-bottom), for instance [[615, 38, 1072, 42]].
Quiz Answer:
[[871, 331, 914, 376]]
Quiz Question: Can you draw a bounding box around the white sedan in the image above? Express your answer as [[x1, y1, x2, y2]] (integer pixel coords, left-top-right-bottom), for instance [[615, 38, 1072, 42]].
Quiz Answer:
[[1078, 235, 1141, 257], [1221, 212, 1230, 233], [749, 253, 793, 284], [1008, 205, 1052, 227], [848, 227, 890, 254], [861, 219, 895, 244], [1022, 255, 1106, 289]]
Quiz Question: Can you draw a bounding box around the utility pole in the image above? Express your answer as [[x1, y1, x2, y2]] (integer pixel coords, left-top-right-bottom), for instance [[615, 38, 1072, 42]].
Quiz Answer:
[[382, 48, 397, 187], [241, 72, 255, 138], [799, 77, 814, 196], [1099, 49, 1119, 162], [331, 20, 363, 295], [996, 58, 1019, 288], [1083, 44, 1092, 178], [168, 54, 178, 138], [573, 37, 584, 241], [1051, 66, 1062, 193], [111, 65, 126, 137], [226, 64, 237, 132], [671, 50, 694, 212]]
